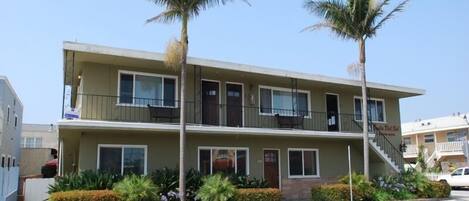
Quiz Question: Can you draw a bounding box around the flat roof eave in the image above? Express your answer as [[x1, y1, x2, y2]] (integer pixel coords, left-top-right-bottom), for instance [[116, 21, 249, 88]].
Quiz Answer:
[[63, 41, 425, 98], [57, 119, 367, 140]]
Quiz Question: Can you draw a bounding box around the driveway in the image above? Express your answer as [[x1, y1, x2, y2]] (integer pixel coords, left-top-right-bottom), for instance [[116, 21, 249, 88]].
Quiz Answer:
[[449, 190, 469, 201]]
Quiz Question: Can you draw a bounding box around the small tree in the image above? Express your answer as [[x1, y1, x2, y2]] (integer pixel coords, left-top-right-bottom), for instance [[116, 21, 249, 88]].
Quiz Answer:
[[416, 145, 427, 172]]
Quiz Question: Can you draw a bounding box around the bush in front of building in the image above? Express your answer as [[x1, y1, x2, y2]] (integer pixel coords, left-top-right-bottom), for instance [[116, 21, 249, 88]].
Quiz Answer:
[[311, 184, 369, 201], [419, 181, 451, 198], [49, 190, 121, 201], [49, 170, 123, 193], [228, 174, 269, 189], [113, 175, 158, 201], [233, 188, 281, 201], [196, 174, 236, 201], [150, 168, 203, 201]]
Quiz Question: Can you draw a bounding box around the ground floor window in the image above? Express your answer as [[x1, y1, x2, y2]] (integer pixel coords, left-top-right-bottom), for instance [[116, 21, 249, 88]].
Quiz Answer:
[[198, 147, 248, 175], [98, 144, 147, 175], [288, 148, 319, 178]]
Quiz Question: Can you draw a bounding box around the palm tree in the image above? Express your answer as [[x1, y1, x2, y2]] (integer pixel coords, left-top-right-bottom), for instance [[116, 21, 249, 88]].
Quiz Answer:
[[146, 0, 247, 200], [303, 0, 408, 179]]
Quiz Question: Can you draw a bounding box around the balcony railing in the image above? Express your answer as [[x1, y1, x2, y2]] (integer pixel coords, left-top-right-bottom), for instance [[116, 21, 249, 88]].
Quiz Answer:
[[403, 144, 418, 157], [69, 94, 364, 133], [436, 141, 467, 155]]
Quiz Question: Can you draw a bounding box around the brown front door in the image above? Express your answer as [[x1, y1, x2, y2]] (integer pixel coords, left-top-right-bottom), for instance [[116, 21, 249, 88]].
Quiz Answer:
[[226, 83, 243, 127], [263, 150, 280, 188], [202, 80, 219, 125]]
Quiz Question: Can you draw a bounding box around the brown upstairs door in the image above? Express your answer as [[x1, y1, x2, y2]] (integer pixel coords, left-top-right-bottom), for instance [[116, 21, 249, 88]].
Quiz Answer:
[[326, 94, 340, 131], [226, 83, 243, 127], [202, 80, 219, 125], [263, 150, 280, 188]]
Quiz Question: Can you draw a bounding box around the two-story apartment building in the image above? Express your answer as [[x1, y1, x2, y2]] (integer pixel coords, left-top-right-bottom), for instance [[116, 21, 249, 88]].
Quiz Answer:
[[0, 76, 23, 201], [402, 113, 469, 172], [58, 42, 424, 200]]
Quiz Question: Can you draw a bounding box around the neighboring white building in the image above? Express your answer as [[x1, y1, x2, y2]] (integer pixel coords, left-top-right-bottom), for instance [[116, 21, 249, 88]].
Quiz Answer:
[[402, 113, 469, 172], [20, 124, 58, 176], [21, 124, 58, 149], [0, 76, 23, 201]]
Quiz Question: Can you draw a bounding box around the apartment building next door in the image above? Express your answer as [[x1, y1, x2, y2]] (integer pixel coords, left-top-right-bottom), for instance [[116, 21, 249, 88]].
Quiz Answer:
[[202, 80, 219, 125], [263, 149, 280, 188], [326, 94, 340, 131], [226, 83, 243, 127]]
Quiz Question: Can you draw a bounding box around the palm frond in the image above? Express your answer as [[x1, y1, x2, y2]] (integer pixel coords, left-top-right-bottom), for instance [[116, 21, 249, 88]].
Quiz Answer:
[[369, 0, 409, 38], [146, 9, 182, 24]]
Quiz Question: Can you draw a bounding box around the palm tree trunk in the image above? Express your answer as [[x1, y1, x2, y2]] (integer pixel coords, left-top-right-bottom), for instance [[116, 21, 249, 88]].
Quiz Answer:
[[359, 39, 370, 180], [179, 13, 188, 201]]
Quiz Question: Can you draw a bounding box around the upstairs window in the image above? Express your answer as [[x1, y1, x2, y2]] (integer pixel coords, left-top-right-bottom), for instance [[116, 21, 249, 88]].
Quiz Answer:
[[354, 98, 385, 122], [403, 137, 412, 145], [424, 134, 434, 143], [118, 71, 177, 107], [6, 106, 10, 123], [447, 131, 467, 142], [259, 86, 310, 116]]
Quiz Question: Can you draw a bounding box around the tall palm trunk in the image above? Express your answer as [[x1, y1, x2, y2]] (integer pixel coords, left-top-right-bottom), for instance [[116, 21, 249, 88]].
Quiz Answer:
[[179, 13, 189, 201], [359, 39, 369, 180]]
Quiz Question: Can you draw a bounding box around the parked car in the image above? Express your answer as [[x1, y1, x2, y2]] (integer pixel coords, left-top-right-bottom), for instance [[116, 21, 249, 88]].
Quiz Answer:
[[439, 167, 469, 188]]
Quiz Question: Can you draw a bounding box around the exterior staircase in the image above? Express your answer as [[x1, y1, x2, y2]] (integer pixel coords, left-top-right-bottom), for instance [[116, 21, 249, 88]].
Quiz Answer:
[[355, 122, 407, 172]]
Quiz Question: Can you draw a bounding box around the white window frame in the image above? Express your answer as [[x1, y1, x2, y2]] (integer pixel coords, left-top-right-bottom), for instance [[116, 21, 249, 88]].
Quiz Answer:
[[403, 137, 412, 145], [97, 144, 148, 175], [117, 70, 179, 107], [197, 146, 250, 175], [424, 134, 435, 143], [287, 148, 320, 178], [353, 96, 387, 123], [22, 137, 42, 148], [447, 130, 467, 142], [258, 85, 311, 118]]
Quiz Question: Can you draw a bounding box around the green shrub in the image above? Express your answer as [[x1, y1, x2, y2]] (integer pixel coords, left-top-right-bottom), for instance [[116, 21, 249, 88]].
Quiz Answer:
[[399, 169, 430, 195], [113, 175, 158, 201], [49, 170, 123, 193], [196, 174, 236, 201], [228, 174, 268, 189], [150, 168, 203, 201], [310, 184, 368, 201], [391, 189, 415, 200], [340, 172, 374, 200], [420, 181, 451, 198], [49, 190, 121, 201], [233, 188, 281, 201], [372, 190, 393, 201]]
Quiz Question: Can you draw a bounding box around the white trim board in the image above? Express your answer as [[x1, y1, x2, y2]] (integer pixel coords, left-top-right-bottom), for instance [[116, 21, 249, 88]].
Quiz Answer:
[[58, 119, 373, 139], [63, 42, 425, 97]]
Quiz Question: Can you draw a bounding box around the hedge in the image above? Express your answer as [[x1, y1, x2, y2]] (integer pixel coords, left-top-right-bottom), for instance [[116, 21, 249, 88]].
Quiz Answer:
[[310, 184, 370, 201], [421, 181, 451, 198], [233, 188, 282, 201], [49, 190, 121, 201]]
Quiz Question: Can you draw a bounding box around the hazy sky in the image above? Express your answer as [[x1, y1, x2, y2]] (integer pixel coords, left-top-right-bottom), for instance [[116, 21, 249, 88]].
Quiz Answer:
[[0, 1, 468, 124]]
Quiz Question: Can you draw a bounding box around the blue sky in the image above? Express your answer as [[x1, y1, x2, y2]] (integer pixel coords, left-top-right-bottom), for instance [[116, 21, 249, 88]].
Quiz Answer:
[[0, 1, 468, 124]]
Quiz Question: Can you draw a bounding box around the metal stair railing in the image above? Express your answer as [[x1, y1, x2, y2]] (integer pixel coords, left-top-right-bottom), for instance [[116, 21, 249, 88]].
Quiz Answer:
[[352, 120, 411, 171]]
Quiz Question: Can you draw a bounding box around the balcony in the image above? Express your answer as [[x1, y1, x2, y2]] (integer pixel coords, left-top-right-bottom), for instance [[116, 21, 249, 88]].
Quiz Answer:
[[68, 94, 363, 133], [436, 141, 468, 157], [403, 141, 469, 159], [403, 144, 418, 158]]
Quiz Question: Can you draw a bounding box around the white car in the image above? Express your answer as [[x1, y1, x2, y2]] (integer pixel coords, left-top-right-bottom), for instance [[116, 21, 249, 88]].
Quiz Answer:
[[439, 167, 469, 188]]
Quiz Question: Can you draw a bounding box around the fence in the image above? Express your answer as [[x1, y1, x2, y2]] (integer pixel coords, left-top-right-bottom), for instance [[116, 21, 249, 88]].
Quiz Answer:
[[0, 167, 19, 201], [24, 178, 54, 201]]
